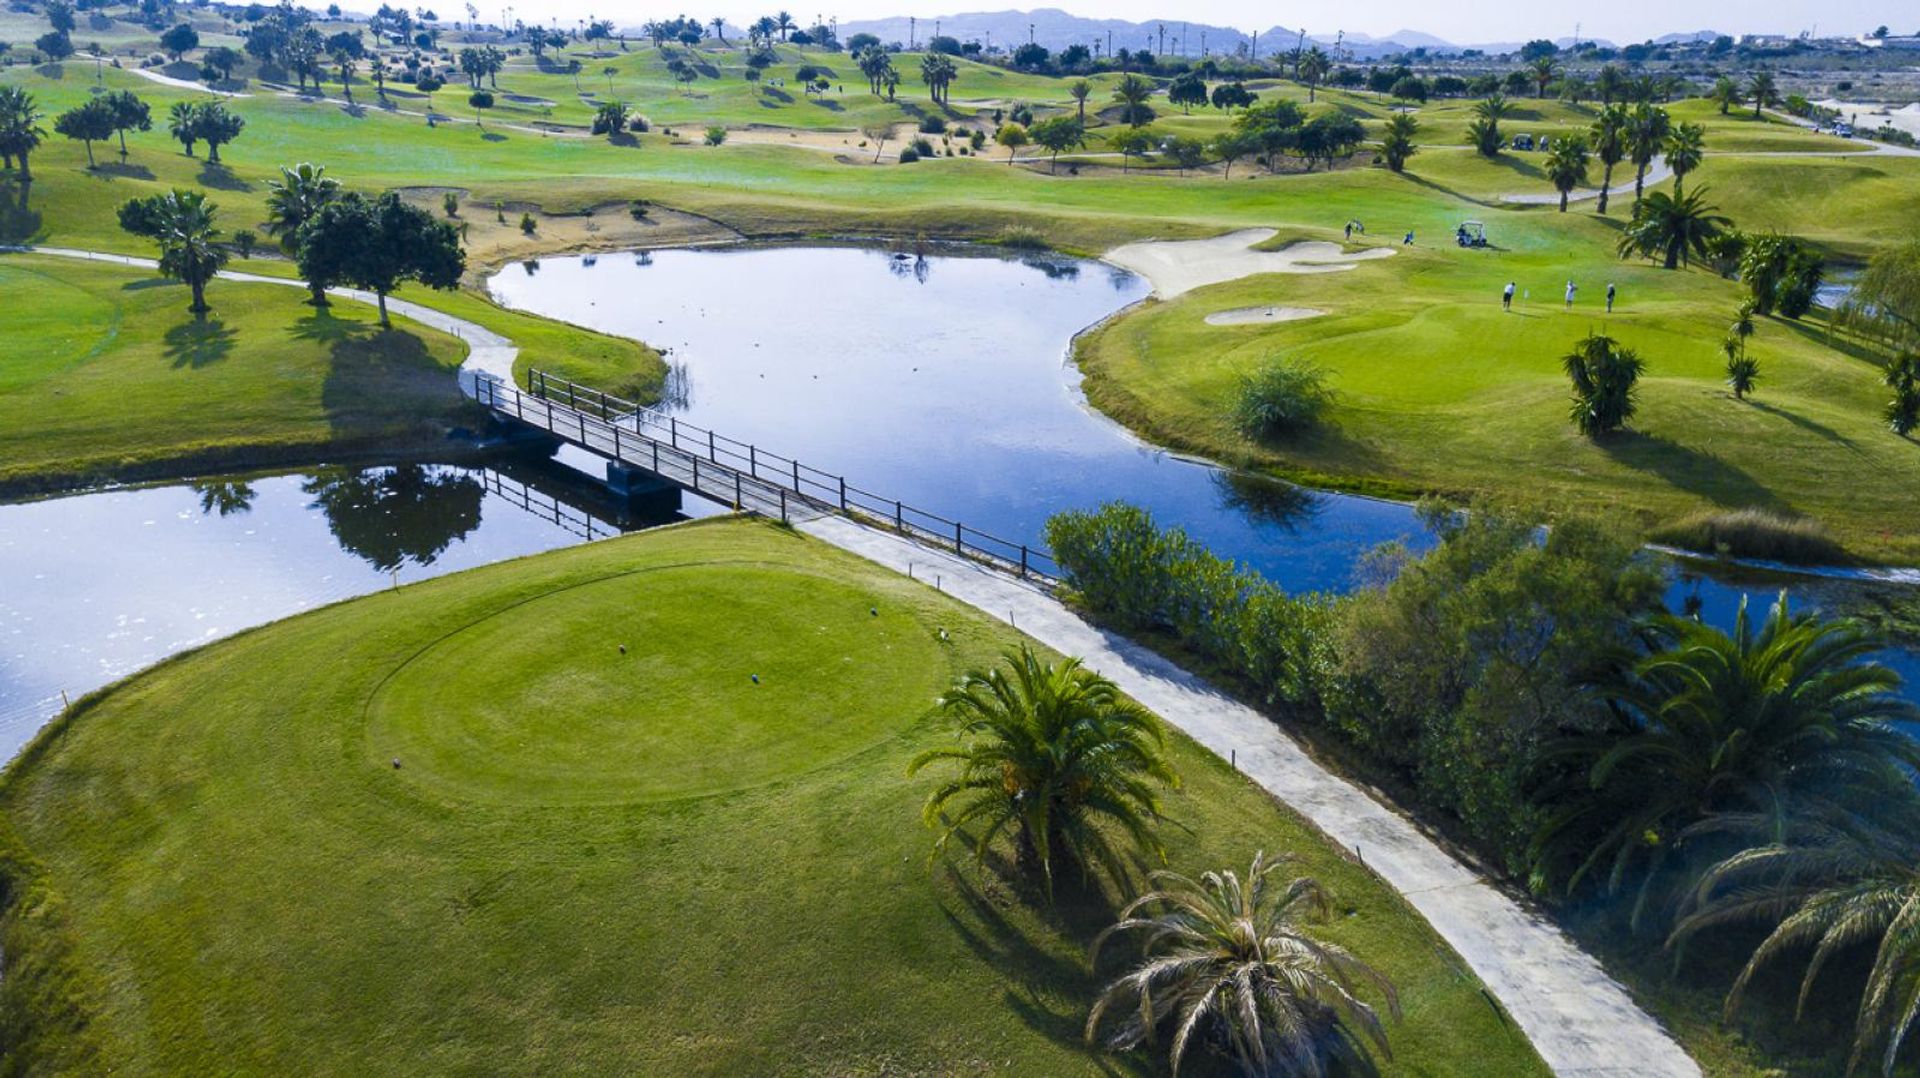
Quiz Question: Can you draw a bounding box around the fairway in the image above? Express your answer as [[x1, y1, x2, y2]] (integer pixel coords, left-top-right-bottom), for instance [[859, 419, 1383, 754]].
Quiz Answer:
[[0, 518, 1543, 1075]]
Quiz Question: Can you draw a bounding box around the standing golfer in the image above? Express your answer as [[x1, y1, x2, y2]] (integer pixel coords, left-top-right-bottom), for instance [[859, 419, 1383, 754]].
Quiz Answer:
[[1606, 282, 1617, 313], [1565, 280, 1577, 309], [1502, 281, 1515, 310]]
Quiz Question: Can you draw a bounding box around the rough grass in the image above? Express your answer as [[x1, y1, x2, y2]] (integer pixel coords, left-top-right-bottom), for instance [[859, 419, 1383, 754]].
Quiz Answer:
[[1650, 507, 1850, 565], [0, 517, 1545, 1076], [0, 253, 478, 493]]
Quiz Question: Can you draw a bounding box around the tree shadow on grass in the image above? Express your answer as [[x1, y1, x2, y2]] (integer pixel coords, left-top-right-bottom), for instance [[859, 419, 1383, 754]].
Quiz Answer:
[[1772, 311, 1891, 367], [1598, 429, 1786, 510], [480, 131, 508, 143], [0, 179, 44, 244], [759, 87, 794, 104], [92, 161, 155, 181], [314, 317, 463, 432], [1745, 399, 1859, 451], [197, 162, 252, 191], [163, 317, 236, 367], [1395, 170, 1491, 207]]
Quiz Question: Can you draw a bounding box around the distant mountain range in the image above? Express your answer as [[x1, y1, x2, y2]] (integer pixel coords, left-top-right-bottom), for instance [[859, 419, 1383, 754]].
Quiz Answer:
[[833, 8, 1713, 58]]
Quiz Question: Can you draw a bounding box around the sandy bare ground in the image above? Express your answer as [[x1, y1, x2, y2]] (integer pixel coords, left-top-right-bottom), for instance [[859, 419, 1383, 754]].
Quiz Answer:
[[1105, 228, 1395, 298], [1817, 100, 1920, 139], [1204, 305, 1326, 325]]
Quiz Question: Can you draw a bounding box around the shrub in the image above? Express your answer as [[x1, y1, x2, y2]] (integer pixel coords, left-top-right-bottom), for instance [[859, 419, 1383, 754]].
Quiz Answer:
[[910, 136, 934, 156], [917, 114, 945, 133], [518, 212, 536, 234], [969, 129, 986, 150], [1649, 508, 1847, 565], [703, 124, 726, 146], [442, 191, 459, 217], [896, 146, 919, 163], [628, 198, 651, 220], [231, 229, 256, 258], [1231, 358, 1334, 439], [996, 225, 1048, 250]]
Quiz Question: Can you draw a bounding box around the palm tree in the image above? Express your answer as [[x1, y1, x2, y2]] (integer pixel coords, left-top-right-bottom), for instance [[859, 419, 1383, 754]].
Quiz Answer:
[[1299, 46, 1329, 102], [1379, 113, 1418, 173], [1664, 122, 1706, 197], [1747, 71, 1779, 118], [1560, 333, 1644, 437], [1068, 78, 1091, 123], [1545, 134, 1591, 211], [1671, 803, 1920, 1076], [1590, 103, 1629, 214], [1595, 64, 1626, 105], [918, 53, 957, 106], [264, 162, 341, 304], [1627, 102, 1671, 205], [773, 10, 793, 42], [1533, 597, 1919, 924], [1112, 72, 1154, 127], [1710, 76, 1740, 115], [906, 645, 1178, 896], [1087, 851, 1398, 1076], [165, 99, 199, 156], [1722, 336, 1760, 399], [1468, 93, 1510, 157], [0, 86, 46, 178], [141, 189, 229, 314], [1619, 187, 1731, 269], [1530, 55, 1559, 98]]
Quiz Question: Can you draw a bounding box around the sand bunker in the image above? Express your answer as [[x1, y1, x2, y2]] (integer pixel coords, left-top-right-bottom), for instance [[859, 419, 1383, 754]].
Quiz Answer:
[[1205, 306, 1326, 326], [1105, 228, 1395, 298]]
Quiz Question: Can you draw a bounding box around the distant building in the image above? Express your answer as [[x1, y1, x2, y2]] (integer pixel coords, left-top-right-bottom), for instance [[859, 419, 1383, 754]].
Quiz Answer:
[[1857, 33, 1920, 48]]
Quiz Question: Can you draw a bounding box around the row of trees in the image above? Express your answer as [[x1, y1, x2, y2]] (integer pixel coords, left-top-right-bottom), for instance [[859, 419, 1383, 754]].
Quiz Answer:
[[1047, 497, 1920, 1070]]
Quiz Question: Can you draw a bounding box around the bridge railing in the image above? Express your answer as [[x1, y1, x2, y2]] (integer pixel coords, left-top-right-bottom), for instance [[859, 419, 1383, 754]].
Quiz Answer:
[[484, 370, 1059, 584]]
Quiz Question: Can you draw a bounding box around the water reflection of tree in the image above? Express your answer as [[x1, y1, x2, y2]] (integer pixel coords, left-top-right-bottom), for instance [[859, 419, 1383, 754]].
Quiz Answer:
[[658, 360, 693, 411], [302, 464, 484, 573], [1019, 256, 1081, 281], [191, 478, 256, 516], [1213, 471, 1323, 534], [887, 253, 930, 283]]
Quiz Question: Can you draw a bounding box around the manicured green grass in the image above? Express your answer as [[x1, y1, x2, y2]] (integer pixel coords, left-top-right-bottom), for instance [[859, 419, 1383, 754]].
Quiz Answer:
[[1077, 230, 1920, 564], [0, 517, 1545, 1075], [0, 253, 479, 493]]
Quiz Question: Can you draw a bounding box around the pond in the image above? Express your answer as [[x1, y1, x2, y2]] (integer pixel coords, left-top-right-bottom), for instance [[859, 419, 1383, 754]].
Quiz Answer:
[[0, 457, 699, 758], [490, 243, 1920, 688]]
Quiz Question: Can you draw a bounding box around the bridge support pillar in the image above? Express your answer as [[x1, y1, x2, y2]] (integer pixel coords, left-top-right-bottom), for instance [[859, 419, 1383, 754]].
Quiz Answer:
[[606, 463, 683, 518]]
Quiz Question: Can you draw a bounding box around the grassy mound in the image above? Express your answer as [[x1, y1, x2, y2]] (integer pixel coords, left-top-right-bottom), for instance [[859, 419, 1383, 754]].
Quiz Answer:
[[0, 518, 1542, 1075], [1650, 507, 1850, 565], [0, 253, 475, 494]]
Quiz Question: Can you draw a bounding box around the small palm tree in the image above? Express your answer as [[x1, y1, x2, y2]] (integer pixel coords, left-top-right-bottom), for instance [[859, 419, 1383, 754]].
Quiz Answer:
[[1087, 851, 1398, 1076], [1468, 93, 1509, 157], [907, 645, 1178, 897], [1589, 103, 1630, 214], [1112, 73, 1154, 127], [1068, 78, 1091, 122], [1545, 134, 1591, 211], [1562, 333, 1644, 437], [1379, 113, 1418, 173], [1530, 55, 1559, 97], [1710, 76, 1740, 115], [143, 189, 230, 314], [1722, 336, 1759, 399], [1671, 803, 1920, 1076], [1747, 71, 1779, 118], [1663, 122, 1706, 197], [1619, 187, 1731, 269], [1533, 596, 1919, 925]]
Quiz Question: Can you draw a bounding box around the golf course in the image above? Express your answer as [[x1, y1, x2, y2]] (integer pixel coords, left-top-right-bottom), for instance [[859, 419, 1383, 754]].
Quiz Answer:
[[4, 7, 1920, 1075]]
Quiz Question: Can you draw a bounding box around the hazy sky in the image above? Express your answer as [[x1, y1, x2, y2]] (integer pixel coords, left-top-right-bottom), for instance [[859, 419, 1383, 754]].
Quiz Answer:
[[466, 0, 1908, 45]]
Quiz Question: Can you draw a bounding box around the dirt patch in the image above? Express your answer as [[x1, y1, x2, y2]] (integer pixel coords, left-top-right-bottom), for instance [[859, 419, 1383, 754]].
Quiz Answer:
[[394, 192, 740, 274]]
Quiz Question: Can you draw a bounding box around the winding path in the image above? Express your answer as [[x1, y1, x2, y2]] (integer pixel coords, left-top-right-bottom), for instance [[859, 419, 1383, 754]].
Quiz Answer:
[[3, 241, 1700, 1076]]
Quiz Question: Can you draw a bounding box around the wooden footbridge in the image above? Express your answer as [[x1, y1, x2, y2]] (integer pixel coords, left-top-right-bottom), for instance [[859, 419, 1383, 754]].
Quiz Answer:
[[468, 371, 1059, 582]]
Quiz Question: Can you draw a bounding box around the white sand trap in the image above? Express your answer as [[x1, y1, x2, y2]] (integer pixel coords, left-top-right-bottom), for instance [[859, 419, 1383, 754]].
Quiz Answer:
[[1105, 228, 1395, 298], [1205, 306, 1326, 326]]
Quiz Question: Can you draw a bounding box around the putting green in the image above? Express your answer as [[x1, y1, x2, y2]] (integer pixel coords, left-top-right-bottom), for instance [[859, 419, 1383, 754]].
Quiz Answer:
[[365, 562, 944, 806]]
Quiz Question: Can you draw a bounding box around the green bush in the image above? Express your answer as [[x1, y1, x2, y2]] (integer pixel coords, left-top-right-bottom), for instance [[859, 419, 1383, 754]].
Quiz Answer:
[[917, 114, 945, 133], [1231, 358, 1334, 439], [1650, 508, 1848, 565], [996, 225, 1049, 250], [896, 146, 920, 163]]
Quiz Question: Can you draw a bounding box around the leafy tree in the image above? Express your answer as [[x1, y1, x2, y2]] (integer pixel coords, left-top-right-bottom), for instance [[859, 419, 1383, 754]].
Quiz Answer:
[[1626, 103, 1671, 205], [43, 0, 76, 34], [1087, 852, 1397, 1076], [1619, 188, 1731, 269], [1747, 71, 1778, 118], [35, 31, 74, 62], [1840, 241, 1920, 352], [1110, 125, 1156, 172], [203, 45, 240, 81], [467, 89, 493, 128], [159, 22, 198, 60], [906, 645, 1177, 897], [53, 98, 113, 168], [590, 99, 629, 138], [1162, 135, 1205, 176], [1389, 75, 1427, 103], [1207, 130, 1252, 178], [1544, 133, 1590, 211], [100, 89, 149, 159], [1539, 597, 1919, 927], [1662, 122, 1705, 197], [1379, 112, 1418, 173], [1028, 115, 1085, 173], [858, 121, 891, 163], [996, 122, 1029, 163], [1166, 71, 1206, 113], [1294, 113, 1365, 172], [297, 191, 465, 327], [1209, 81, 1254, 110], [1563, 333, 1644, 435], [265, 161, 339, 302], [1111, 72, 1154, 126], [0, 87, 47, 178], [1589, 103, 1630, 214], [1886, 353, 1920, 436], [193, 102, 244, 163], [117, 189, 229, 313]]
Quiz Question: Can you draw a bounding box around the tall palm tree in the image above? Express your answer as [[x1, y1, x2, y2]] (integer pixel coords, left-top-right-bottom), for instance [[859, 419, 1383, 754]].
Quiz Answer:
[[1560, 333, 1644, 438], [1595, 64, 1626, 105], [0, 86, 46, 179], [1619, 187, 1731, 269], [1068, 78, 1091, 122], [1530, 55, 1559, 98], [773, 10, 793, 42], [1747, 71, 1779, 118], [918, 52, 957, 106], [1627, 102, 1671, 205], [1087, 851, 1398, 1076], [1533, 596, 1919, 924], [1299, 46, 1329, 102], [1671, 802, 1920, 1076], [1589, 103, 1629, 214], [1468, 93, 1510, 158], [264, 162, 341, 304], [906, 645, 1178, 896], [1112, 72, 1154, 126], [1663, 122, 1706, 197], [1710, 76, 1740, 115], [1545, 134, 1591, 211], [141, 189, 230, 314]]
